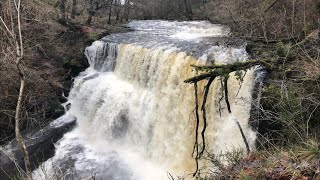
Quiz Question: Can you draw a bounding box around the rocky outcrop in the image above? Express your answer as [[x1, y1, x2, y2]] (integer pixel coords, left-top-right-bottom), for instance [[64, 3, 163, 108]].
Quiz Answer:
[[0, 115, 76, 179]]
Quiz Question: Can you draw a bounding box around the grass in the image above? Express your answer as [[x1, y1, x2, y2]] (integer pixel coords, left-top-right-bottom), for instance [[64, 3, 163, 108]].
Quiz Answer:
[[294, 140, 320, 162], [202, 143, 320, 179]]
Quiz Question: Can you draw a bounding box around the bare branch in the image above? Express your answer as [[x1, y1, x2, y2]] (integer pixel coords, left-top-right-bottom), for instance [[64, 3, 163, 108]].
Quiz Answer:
[[0, 16, 14, 38], [185, 59, 275, 83]]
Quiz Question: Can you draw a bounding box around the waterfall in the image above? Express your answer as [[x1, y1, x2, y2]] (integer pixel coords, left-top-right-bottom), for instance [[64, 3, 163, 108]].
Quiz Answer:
[[33, 20, 258, 179]]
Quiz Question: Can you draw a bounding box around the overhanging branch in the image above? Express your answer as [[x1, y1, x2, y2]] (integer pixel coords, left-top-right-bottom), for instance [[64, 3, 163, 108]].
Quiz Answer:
[[185, 59, 276, 176], [185, 59, 274, 84]]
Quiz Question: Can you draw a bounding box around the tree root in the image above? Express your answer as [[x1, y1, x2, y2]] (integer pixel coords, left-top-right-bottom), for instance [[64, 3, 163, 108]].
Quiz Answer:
[[192, 82, 200, 176]]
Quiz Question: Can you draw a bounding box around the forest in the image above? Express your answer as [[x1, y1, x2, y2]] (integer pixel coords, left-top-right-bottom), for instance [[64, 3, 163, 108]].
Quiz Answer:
[[1, 0, 320, 179]]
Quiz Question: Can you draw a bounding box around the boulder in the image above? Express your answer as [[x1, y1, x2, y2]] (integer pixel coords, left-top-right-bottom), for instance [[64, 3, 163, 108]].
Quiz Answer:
[[0, 115, 76, 179]]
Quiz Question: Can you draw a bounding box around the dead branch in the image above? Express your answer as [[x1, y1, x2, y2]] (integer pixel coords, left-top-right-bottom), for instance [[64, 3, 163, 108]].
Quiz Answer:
[[185, 60, 273, 83], [199, 76, 215, 158], [185, 59, 276, 175], [192, 82, 200, 176], [223, 75, 231, 113]]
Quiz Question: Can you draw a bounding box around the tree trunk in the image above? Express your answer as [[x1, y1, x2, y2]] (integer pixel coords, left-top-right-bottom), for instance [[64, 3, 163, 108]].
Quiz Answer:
[[183, 0, 193, 20], [60, 0, 66, 21], [115, 0, 120, 24], [71, 0, 77, 19], [125, 0, 129, 21], [15, 1, 32, 178], [107, 0, 113, 24], [115, 13, 119, 24], [1, 0, 32, 179], [15, 68, 32, 180], [85, 11, 94, 25], [291, 0, 296, 36]]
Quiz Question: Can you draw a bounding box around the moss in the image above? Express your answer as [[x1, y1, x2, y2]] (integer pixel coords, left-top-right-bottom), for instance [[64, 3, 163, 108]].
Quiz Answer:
[[275, 42, 291, 57], [62, 58, 71, 66], [235, 70, 244, 81]]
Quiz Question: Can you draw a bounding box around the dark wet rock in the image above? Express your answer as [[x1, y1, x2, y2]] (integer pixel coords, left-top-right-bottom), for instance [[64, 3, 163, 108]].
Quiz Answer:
[[58, 95, 68, 103], [62, 80, 73, 97], [112, 109, 129, 139], [0, 116, 76, 180], [46, 99, 65, 119], [63, 58, 89, 78], [66, 103, 71, 111]]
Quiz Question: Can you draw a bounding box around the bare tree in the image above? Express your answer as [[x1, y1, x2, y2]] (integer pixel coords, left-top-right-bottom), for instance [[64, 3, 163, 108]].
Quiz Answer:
[[130, 0, 203, 20], [196, 0, 319, 40], [71, 0, 77, 19], [56, 0, 67, 21], [0, 0, 32, 179], [85, 0, 113, 25], [182, 0, 193, 20], [113, 0, 121, 23], [123, 0, 130, 21], [107, 0, 113, 24]]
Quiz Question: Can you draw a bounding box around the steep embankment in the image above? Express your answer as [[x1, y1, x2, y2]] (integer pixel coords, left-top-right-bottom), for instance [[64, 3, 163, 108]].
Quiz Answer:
[[201, 31, 320, 179], [0, 4, 128, 145], [0, 20, 84, 144]]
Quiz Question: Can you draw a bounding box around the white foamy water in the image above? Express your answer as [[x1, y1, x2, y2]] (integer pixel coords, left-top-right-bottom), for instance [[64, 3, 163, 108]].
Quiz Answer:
[[33, 20, 258, 180]]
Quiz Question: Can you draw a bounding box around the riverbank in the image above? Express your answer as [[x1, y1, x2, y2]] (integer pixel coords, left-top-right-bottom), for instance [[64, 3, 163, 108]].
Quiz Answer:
[[0, 16, 130, 179], [0, 15, 130, 145], [197, 31, 320, 180]]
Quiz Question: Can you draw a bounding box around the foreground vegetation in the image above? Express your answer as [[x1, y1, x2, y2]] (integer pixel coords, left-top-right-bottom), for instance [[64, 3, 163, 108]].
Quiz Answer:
[[197, 141, 320, 179]]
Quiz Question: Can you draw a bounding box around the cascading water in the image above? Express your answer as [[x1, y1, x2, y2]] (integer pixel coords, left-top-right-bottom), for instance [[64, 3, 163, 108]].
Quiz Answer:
[[33, 20, 258, 179]]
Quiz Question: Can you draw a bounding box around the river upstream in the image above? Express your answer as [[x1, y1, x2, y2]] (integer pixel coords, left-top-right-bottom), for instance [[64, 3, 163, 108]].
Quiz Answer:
[[31, 20, 259, 179]]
